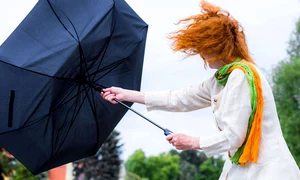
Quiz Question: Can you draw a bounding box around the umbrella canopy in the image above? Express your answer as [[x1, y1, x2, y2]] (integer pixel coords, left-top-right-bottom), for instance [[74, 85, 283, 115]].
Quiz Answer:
[[0, 0, 147, 174]]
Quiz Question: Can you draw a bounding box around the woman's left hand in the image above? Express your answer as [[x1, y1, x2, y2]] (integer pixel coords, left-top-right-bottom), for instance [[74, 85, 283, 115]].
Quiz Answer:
[[166, 133, 200, 150]]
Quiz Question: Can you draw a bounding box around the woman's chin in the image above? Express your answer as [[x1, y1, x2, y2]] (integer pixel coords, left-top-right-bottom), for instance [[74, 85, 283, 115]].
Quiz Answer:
[[208, 64, 218, 69]]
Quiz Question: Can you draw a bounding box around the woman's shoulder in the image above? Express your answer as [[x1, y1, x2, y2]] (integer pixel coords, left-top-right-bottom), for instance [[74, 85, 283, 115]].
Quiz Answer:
[[204, 75, 223, 95]]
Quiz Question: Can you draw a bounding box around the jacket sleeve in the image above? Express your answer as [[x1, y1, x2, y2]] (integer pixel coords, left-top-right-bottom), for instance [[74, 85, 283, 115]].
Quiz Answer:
[[200, 69, 252, 157], [144, 79, 212, 112]]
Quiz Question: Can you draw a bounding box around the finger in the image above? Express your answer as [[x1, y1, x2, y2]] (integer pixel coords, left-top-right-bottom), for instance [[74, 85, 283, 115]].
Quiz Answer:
[[106, 94, 116, 102], [102, 92, 110, 99], [100, 91, 109, 97], [166, 134, 174, 140], [102, 88, 111, 92], [104, 93, 113, 99], [170, 139, 176, 144], [103, 91, 112, 96], [108, 97, 115, 103]]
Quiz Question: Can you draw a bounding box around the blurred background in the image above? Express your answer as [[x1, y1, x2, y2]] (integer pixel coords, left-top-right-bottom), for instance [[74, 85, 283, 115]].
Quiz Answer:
[[0, 0, 299, 179]]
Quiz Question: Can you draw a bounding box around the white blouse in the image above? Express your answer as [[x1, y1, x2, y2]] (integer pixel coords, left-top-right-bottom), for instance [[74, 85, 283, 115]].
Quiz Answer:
[[144, 68, 300, 180]]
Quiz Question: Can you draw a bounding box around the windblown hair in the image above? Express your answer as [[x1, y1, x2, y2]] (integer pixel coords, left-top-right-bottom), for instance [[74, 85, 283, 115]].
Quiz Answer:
[[170, 1, 254, 64]]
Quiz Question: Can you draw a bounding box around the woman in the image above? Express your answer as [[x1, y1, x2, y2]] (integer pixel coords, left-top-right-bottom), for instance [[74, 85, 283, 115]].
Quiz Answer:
[[101, 1, 300, 179]]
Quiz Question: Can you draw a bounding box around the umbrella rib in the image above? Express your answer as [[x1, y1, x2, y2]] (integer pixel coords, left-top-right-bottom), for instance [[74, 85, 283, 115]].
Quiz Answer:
[[85, 37, 111, 76], [83, 84, 100, 147], [47, 0, 94, 87], [0, 84, 91, 136], [51, 81, 78, 109], [47, 0, 123, 90], [84, 86, 98, 125], [90, 32, 143, 85], [47, 84, 92, 164], [0, 60, 75, 81], [89, 38, 111, 81], [90, 13, 116, 82], [86, 58, 127, 78], [53, 83, 83, 154], [93, 60, 125, 83], [48, 0, 118, 84], [50, 84, 89, 113], [47, 0, 77, 40], [53, 101, 74, 153]]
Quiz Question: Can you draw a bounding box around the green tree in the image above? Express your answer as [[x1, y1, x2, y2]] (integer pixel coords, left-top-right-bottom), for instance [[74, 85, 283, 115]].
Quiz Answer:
[[125, 150, 180, 180], [125, 172, 149, 180], [146, 153, 180, 180], [125, 172, 141, 180], [287, 18, 300, 57], [73, 130, 123, 180], [170, 149, 207, 180], [11, 161, 38, 180], [125, 150, 147, 178], [197, 157, 224, 180], [168, 149, 180, 156], [179, 150, 207, 168], [179, 160, 197, 180], [0, 153, 14, 179], [272, 18, 300, 167], [0, 148, 46, 180]]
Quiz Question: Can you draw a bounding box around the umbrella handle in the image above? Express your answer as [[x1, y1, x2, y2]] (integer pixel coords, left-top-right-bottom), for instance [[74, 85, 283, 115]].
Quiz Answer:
[[164, 128, 173, 136]]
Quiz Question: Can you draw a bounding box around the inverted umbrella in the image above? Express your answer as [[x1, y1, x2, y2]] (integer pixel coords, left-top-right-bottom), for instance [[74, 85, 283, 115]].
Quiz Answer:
[[0, 0, 151, 174]]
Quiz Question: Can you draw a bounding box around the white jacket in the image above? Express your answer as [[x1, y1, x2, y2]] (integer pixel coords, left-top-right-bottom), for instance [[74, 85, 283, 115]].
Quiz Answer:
[[144, 67, 300, 180]]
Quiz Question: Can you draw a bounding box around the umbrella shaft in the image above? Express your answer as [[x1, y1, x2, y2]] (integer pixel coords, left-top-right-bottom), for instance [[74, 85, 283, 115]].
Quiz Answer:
[[113, 99, 165, 131], [91, 84, 169, 133]]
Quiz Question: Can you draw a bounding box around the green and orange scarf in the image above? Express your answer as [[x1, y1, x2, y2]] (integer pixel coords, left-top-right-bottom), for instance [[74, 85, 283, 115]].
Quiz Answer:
[[215, 61, 264, 165]]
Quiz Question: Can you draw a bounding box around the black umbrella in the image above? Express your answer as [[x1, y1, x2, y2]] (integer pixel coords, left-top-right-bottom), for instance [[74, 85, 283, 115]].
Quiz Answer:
[[0, 0, 153, 174]]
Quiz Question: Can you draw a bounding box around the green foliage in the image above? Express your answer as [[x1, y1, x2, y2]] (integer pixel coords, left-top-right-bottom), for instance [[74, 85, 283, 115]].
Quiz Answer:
[[287, 18, 300, 57], [146, 153, 180, 180], [125, 149, 147, 178], [73, 130, 123, 180], [198, 157, 224, 180], [272, 18, 300, 167], [11, 161, 38, 180], [125, 172, 149, 180], [125, 150, 180, 180], [175, 150, 207, 180], [125, 172, 142, 180], [126, 149, 226, 180], [0, 154, 14, 178], [179, 160, 197, 180], [273, 58, 300, 166], [179, 150, 207, 168], [0, 152, 46, 180], [168, 149, 180, 156]]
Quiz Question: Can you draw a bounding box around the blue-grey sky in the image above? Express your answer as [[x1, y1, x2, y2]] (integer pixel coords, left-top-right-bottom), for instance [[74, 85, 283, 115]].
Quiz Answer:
[[0, 0, 299, 161]]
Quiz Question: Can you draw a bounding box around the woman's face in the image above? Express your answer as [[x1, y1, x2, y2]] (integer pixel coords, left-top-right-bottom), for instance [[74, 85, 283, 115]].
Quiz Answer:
[[201, 53, 226, 69]]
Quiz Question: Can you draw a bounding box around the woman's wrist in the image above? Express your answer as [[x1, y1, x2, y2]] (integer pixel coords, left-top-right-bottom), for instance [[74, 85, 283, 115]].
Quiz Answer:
[[191, 137, 200, 150], [124, 89, 145, 104]]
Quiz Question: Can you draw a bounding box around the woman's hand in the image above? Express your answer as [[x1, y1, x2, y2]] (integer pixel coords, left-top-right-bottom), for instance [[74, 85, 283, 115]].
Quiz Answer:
[[100, 87, 145, 104], [101, 87, 126, 104], [166, 133, 200, 150]]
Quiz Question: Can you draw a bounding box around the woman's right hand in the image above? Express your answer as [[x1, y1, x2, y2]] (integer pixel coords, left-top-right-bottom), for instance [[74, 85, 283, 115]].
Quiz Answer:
[[100, 87, 145, 105], [101, 87, 126, 104]]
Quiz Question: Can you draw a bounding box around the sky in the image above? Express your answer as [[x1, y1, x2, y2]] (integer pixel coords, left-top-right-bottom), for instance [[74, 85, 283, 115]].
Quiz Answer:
[[0, 0, 300, 161]]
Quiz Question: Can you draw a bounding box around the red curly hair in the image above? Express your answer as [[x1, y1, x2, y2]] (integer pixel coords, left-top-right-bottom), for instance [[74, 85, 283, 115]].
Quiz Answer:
[[170, 1, 254, 65]]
